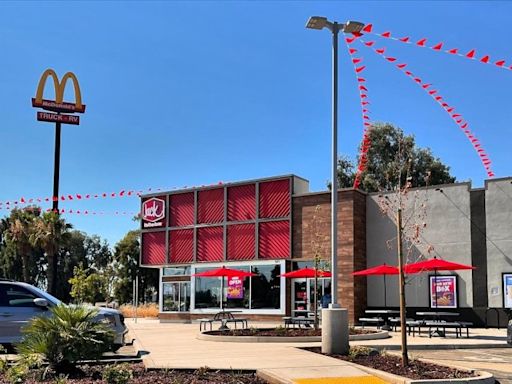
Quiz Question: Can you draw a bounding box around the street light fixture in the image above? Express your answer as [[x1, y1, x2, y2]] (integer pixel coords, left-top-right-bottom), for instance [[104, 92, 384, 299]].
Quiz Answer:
[[305, 17, 364, 307]]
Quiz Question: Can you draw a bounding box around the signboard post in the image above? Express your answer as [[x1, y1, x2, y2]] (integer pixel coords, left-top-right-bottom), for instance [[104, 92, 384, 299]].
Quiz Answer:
[[32, 69, 86, 213], [430, 275, 457, 308]]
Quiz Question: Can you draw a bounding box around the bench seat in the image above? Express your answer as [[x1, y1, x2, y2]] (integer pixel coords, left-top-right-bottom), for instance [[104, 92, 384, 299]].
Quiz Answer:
[[358, 317, 384, 329]]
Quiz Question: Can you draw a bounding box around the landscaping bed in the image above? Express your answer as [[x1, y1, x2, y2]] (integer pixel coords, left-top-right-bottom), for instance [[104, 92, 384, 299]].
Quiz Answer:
[[207, 327, 375, 337], [306, 346, 477, 380], [0, 363, 266, 384]]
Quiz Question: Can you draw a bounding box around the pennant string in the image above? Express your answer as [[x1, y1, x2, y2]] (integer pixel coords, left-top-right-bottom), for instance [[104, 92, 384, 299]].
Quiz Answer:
[[344, 35, 374, 190], [365, 26, 509, 71], [359, 38, 494, 178]]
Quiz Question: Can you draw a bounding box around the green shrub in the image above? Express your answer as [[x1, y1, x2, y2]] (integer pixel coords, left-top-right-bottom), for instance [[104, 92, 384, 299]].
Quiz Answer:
[[102, 364, 133, 384], [16, 304, 114, 372], [0, 358, 8, 373], [53, 375, 68, 384], [5, 364, 28, 384]]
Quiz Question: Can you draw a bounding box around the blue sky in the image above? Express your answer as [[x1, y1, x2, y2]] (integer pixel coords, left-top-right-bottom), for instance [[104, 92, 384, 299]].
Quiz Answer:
[[1, 1, 510, 246]]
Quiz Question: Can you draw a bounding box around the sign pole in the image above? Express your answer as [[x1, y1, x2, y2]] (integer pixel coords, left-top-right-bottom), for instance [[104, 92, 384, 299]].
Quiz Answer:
[[52, 121, 62, 212]]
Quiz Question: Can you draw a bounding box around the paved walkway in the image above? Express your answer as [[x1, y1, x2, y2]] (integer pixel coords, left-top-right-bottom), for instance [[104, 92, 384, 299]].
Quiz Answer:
[[126, 319, 508, 383]]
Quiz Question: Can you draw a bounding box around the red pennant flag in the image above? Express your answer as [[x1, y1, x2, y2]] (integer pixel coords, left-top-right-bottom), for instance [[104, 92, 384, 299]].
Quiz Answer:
[[361, 94, 368, 98], [456, 119, 463, 123], [357, 77, 366, 82], [405, 71, 413, 76], [386, 57, 397, 62], [435, 96, 442, 101], [414, 77, 422, 83], [61, 209, 65, 213], [480, 55, 490, 63], [29, 199, 33, 203], [447, 48, 458, 54], [416, 38, 427, 46], [421, 83, 431, 89], [381, 31, 391, 38], [432, 42, 443, 50], [363, 115, 370, 120], [364, 122, 371, 126], [466, 49, 476, 58], [447, 107, 455, 113], [20, 197, 26, 203], [359, 85, 368, 91], [346, 37, 356, 44], [355, 65, 366, 73], [452, 114, 461, 118], [460, 123, 468, 128], [61, 196, 65, 201], [362, 24, 372, 33], [362, 101, 369, 105], [352, 31, 362, 37], [364, 41, 375, 47], [352, 58, 362, 64], [397, 63, 407, 69], [362, 108, 369, 112], [349, 48, 357, 54], [495, 60, 506, 67], [375, 48, 385, 54], [120, 190, 125, 196], [76, 194, 82, 199], [111, 193, 116, 197], [429, 90, 437, 95], [67, 195, 73, 200], [399, 36, 409, 42], [477, 149, 484, 152], [442, 103, 449, 107], [102, 193, 107, 198]]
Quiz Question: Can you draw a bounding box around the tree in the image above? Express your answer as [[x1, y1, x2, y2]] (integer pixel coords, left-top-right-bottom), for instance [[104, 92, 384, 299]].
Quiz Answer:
[[69, 264, 108, 304], [113, 230, 158, 304], [335, 123, 455, 192], [30, 212, 72, 296], [2, 208, 42, 284]]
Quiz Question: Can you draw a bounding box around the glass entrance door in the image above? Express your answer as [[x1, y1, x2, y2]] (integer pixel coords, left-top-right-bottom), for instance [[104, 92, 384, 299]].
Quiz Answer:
[[163, 282, 190, 312], [291, 278, 332, 316]]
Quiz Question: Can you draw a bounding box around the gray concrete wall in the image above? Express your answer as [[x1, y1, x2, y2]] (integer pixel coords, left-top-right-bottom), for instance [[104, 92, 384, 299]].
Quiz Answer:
[[366, 183, 473, 308], [485, 178, 512, 308]]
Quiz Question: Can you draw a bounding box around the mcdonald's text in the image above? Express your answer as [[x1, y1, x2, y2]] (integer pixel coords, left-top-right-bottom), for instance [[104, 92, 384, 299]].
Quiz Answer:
[[32, 98, 86, 113]]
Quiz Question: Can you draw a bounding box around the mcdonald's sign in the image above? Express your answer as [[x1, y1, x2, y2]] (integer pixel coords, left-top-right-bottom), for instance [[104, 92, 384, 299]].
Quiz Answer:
[[32, 69, 86, 116]]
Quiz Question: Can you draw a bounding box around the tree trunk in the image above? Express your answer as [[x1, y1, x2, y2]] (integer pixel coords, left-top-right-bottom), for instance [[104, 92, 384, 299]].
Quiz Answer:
[[47, 252, 56, 295], [21, 253, 31, 283]]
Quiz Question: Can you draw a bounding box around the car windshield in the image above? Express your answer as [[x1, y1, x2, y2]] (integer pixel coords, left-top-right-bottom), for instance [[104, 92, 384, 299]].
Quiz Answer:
[[23, 284, 62, 306]]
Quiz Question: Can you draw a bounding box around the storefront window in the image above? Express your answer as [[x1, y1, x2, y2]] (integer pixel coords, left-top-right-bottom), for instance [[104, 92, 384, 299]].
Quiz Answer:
[[193, 263, 282, 310], [251, 264, 281, 309], [163, 266, 191, 276]]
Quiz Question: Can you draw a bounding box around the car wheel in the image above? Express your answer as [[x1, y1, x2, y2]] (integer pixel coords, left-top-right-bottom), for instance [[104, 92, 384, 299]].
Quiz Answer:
[[111, 344, 123, 352]]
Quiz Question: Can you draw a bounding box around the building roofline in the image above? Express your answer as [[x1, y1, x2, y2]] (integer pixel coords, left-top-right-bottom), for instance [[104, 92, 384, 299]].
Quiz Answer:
[[141, 174, 309, 198], [293, 187, 367, 198]]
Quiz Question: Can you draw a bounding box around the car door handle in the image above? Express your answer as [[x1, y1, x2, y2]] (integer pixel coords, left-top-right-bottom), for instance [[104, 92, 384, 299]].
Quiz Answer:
[[0, 313, 13, 317]]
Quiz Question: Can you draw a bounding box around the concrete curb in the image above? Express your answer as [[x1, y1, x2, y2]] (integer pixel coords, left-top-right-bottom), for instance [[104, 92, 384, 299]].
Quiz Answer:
[[197, 329, 389, 343], [361, 342, 510, 350]]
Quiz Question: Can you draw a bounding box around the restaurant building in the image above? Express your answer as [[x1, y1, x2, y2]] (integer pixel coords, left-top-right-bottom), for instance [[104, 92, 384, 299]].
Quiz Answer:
[[140, 174, 512, 326]]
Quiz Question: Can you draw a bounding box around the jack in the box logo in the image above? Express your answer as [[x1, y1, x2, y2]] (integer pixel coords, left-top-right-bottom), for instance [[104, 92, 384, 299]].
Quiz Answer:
[[142, 197, 165, 227]]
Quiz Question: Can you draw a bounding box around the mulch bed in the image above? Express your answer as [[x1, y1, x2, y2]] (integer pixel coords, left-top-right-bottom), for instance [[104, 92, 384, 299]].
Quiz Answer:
[[0, 363, 266, 384], [307, 347, 476, 380], [207, 328, 375, 337]]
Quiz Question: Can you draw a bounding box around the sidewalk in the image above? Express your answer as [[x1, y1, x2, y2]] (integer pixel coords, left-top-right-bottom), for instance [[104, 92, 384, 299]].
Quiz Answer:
[[126, 319, 386, 383], [126, 319, 507, 383]]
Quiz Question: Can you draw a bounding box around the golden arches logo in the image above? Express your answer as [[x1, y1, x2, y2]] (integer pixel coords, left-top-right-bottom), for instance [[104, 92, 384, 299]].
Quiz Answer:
[[32, 69, 86, 113]]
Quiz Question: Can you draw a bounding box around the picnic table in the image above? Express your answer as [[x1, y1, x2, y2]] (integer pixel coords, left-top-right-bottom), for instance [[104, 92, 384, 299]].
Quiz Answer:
[[364, 309, 399, 331], [283, 316, 315, 328], [199, 310, 248, 331], [415, 311, 461, 337]]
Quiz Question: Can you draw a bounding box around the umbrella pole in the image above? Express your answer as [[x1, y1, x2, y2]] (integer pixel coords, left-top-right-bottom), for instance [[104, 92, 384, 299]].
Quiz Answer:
[[383, 274, 387, 308], [221, 277, 224, 310], [434, 270, 438, 309]]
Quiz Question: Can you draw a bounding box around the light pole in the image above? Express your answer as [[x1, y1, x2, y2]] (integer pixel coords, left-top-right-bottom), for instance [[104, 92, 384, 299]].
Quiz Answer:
[[306, 17, 364, 306]]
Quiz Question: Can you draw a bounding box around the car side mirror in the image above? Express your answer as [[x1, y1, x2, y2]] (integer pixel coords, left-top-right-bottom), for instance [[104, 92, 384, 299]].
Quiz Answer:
[[33, 298, 49, 308]]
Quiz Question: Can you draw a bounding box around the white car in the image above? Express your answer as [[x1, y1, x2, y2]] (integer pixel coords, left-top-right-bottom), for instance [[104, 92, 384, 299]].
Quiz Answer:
[[0, 280, 127, 350]]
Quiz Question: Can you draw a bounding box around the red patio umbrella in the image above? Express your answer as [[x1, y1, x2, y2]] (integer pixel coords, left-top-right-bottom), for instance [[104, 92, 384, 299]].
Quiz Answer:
[[404, 257, 475, 308], [280, 267, 332, 278], [352, 263, 399, 307], [192, 266, 257, 278]]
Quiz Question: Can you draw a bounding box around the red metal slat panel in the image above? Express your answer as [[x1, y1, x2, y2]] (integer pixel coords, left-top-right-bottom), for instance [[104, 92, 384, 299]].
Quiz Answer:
[[227, 184, 256, 221], [259, 179, 290, 218], [198, 188, 224, 224], [169, 193, 194, 227], [259, 220, 290, 259], [197, 226, 224, 262], [142, 231, 166, 265], [169, 229, 194, 264], [227, 224, 255, 261]]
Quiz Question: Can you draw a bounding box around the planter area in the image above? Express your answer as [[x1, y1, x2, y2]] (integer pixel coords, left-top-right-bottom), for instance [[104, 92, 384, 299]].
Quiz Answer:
[[0, 363, 266, 384], [197, 327, 389, 343], [304, 347, 494, 383]]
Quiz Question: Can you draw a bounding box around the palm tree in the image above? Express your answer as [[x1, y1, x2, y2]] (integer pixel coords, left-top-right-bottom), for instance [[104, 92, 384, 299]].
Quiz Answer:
[[4, 208, 40, 283], [30, 211, 72, 295]]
